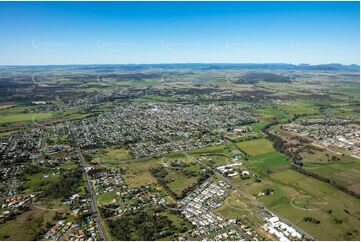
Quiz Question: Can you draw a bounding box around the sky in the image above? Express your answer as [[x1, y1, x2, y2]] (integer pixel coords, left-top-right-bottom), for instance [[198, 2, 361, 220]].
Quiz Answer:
[[0, 1, 359, 65]]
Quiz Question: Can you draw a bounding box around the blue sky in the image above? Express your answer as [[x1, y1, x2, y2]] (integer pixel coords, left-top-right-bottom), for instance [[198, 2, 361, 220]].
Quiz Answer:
[[0, 1, 359, 65]]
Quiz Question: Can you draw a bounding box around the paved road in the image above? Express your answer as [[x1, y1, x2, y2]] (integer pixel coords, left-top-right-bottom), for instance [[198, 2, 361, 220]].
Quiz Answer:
[[76, 147, 107, 241], [69, 124, 107, 241]]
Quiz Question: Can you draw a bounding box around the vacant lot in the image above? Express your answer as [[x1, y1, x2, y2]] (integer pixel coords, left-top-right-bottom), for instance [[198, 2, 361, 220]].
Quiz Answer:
[[120, 159, 158, 188], [215, 190, 260, 219], [0, 205, 59, 240], [165, 168, 199, 198], [248, 151, 289, 175], [300, 147, 360, 194], [93, 148, 131, 163]]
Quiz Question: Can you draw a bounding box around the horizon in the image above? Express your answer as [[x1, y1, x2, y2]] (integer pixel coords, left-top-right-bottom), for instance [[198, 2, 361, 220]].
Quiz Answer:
[[0, 1, 359, 65], [0, 62, 359, 67]]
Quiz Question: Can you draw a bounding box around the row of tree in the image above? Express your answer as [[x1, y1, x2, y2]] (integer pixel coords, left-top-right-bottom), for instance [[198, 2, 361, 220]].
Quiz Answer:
[[291, 164, 359, 199]]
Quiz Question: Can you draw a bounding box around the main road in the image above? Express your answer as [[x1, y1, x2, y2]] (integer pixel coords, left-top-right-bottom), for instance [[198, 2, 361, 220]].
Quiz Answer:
[[76, 146, 107, 241], [69, 125, 107, 241]]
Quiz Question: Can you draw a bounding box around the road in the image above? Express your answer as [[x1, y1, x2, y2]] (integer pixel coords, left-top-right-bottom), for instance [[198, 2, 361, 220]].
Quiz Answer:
[[76, 147, 107, 241], [69, 124, 107, 241]]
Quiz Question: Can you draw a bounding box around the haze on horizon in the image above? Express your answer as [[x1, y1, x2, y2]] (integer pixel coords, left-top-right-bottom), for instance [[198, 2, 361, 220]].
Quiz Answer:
[[0, 1, 359, 65]]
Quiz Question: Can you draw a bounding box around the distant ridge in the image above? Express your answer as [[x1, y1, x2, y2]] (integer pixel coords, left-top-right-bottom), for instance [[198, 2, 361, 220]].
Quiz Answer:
[[0, 63, 359, 72]]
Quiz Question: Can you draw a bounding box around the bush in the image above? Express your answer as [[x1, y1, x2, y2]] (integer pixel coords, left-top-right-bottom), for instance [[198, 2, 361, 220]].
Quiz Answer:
[[303, 216, 320, 224]]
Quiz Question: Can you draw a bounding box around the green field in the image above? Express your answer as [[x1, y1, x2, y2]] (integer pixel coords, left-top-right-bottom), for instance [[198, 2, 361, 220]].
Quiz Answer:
[[119, 159, 158, 187], [230, 136, 360, 240], [165, 168, 199, 197], [23, 172, 60, 193], [93, 148, 132, 163], [232, 167, 360, 241], [215, 190, 260, 219], [236, 138, 275, 156], [300, 147, 360, 194], [96, 191, 120, 205], [248, 151, 289, 175], [279, 100, 319, 116], [0, 112, 53, 125], [0, 205, 60, 240]]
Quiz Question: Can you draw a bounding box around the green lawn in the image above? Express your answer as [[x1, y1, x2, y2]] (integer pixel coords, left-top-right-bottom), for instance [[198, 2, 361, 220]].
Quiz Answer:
[[159, 210, 193, 232], [279, 100, 318, 116]]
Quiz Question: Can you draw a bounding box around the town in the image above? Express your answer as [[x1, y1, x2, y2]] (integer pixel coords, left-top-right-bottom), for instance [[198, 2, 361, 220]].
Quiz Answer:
[[0, 64, 359, 241]]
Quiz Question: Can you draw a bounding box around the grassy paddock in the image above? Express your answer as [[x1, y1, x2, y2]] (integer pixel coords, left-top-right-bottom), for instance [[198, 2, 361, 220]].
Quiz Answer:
[[236, 138, 274, 156]]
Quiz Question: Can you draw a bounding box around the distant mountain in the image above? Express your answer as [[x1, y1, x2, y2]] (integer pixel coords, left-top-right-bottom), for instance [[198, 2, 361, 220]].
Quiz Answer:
[[195, 63, 360, 71], [0, 63, 359, 72], [234, 72, 291, 84]]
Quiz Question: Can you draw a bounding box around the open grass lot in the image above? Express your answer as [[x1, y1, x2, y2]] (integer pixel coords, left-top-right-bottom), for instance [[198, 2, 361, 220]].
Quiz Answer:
[[186, 144, 233, 155], [93, 148, 132, 163], [194, 154, 231, 168], [233, 169, 360, 241], [232, 137, 360, 240], [165, 168, 199, 198], [323, 105, 360, 119], [0, 205, 58, 240], [0, 106, 55, 125], [96, 191, 120, 205], [153, 157, 204, 198], [279, 100, 319, 116], [215, 190, 259, 219], [119, 159, 158, 188], [330, 83, 360, 98], [0, 105, 104, 131], [23, 171, 60, 193], [254, 104, 291, 122], [235, 138, 289, 175], [0, 112, 53, 125], [236, 138, 274, 156], [300, 149, 360, 194], [248, 151, 289, 175]]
